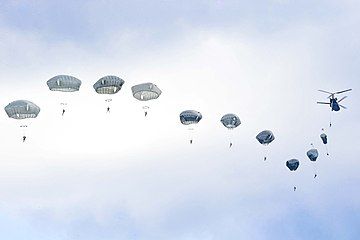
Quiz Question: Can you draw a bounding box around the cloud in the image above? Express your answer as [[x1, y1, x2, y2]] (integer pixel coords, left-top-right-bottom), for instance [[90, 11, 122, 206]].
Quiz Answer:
[[0, 1, 359, 239]]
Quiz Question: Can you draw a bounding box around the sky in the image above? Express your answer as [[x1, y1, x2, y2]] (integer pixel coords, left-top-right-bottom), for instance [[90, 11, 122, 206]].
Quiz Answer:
[[0, 1, 359, 239]]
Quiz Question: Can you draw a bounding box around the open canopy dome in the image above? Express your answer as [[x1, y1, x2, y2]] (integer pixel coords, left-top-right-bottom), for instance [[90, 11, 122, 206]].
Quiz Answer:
[[5, 100, 40, 120], [131, 83, 162, 101], [93, 76, 125, 94], [221, 113, 241, 129], [180, 110, 202, 125], [307, 149, 319, 162], [256, 130, 275, 145], [286, 159, 300, 171], [47, 75, 82, 92], [320, 133, 328, 144]]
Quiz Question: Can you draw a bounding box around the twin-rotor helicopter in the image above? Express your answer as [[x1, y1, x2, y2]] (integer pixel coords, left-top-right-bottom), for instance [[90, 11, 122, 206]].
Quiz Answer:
[[317, 88, 352, 127], [317, 89, 352, 111]]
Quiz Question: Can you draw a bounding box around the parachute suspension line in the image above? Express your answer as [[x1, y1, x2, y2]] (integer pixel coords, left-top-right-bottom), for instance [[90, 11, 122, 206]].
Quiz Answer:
[[228, 129, 233, 148], [325, 145, 329, 156], [292, 174, 297, 192], [312, 163, 317, 179], [20, 124, 28, 143], [143, 106, 149, 117], [105, 99, 112, 114], [263, 146, 268, 161], [188, 127, 194, 144], [61, 103, 67, 117], [19, 118, 31, 143], [60, 93, 68, 117]]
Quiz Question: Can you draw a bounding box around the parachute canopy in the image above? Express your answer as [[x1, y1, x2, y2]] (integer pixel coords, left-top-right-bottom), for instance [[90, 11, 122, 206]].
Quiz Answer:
[[221, 114, 241, 129], [307, 149, 319, 162], [180, 110, 202, 125], [131, 83, 161, 101], [93, 76, 125, 94], [256, 130, 275, 145], [286, 159, 300, 171], [5, 100, 40, 119], [47, 75, 82, 92], [320, 133, 328, 144]]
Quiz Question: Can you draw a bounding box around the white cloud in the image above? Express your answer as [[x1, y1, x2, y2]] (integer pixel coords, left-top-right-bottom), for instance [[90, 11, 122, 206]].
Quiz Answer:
[[0, 1, 359, 239]]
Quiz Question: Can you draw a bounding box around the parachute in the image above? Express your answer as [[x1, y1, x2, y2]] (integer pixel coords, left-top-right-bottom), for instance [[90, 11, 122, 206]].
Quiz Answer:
[[221, 113, 241, 148], [93, 76, 125, 113], [286, 159, 300, 171], [221, 114, 241, 129], [93, 76, 125, 94], [47, 75, 82, 92], [320, 133, 328, 144], [286, 159, 300, 191], [256, 130, 275, 160], [5, 100, 40, 119], [180, 110, 202, 144], [320, 130, 329, 156], [307, 148, 319, 162], [131, 83, 162, 116], [180, 110, 202, 125], [307, 146, 319, 179], [4, 100, 40, 142], [256, 130, 275, 145], [47, 75, 82, 116]]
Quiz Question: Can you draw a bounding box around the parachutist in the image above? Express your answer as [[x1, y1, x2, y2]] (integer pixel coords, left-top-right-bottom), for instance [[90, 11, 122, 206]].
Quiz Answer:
[[180, 110, 202, 144], [294, 186, 297, 191], [132, 83, 162, 116], [62, 109, 65, 116], [23, 136, 26, 142], [256, 130, 275, 161], [107, 107, 110, 113], [221, 114, 241, 147], [314, 174, 317, 179]]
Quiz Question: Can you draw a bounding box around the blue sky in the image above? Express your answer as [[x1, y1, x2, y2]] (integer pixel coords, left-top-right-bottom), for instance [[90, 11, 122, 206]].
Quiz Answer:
[[0, 1, 359, 239]]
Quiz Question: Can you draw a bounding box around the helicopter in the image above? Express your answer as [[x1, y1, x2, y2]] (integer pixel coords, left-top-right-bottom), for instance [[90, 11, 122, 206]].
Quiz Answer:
[[317, 89, 352, 111]]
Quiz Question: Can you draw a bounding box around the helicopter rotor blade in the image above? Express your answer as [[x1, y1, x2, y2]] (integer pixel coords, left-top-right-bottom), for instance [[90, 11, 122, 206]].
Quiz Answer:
[[338, 96, 347, 102], [318, 89, 333, 94], [317, 102, 330, 105], [335, 89, 352, 94], [339, 104, 347, 109]]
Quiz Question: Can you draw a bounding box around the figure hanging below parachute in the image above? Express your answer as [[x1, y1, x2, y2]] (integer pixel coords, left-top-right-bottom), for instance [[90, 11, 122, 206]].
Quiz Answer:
[[286, 159, 300, 191], [4, 100, 40, 142], [93, 75, 125, 114], [256, 130, 275, 161], [131, 83, 162, 117], [307, 144, 319, 179], [47, 75, 82, 116], [180, 110, 202, 144], [220, 114, 241, 148]]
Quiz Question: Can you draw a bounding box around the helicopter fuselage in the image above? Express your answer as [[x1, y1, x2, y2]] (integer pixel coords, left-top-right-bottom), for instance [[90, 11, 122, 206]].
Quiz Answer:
[[330, 98, 340, 111]]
